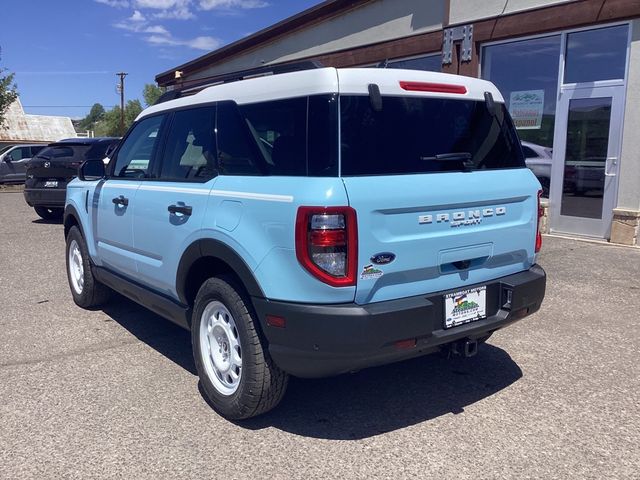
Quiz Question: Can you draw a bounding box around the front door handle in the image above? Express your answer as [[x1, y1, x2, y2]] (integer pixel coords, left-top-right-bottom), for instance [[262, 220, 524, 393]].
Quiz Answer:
[[168, 204, 192, 216], [112, 195, 129, 206]]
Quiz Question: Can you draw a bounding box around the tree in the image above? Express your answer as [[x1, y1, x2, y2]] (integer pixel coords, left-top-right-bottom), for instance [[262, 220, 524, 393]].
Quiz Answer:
[[143, 83, 165, 107], [94, 100, 143, 137], [77, 103, 105, 132], [124, 99, 143, 126], [0, 48, 18, 128]]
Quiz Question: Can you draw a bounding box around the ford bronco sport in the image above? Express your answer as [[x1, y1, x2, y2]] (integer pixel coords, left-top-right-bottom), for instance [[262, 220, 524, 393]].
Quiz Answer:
[[63, 65, 546, 420]]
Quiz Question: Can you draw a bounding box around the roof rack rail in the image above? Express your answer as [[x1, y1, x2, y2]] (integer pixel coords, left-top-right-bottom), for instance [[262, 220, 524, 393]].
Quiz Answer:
[[154, 60, 324, 105]]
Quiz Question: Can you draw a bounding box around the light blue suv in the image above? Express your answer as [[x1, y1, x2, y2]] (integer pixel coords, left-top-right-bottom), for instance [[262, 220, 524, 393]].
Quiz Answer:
[[64, 66, 546, 419]]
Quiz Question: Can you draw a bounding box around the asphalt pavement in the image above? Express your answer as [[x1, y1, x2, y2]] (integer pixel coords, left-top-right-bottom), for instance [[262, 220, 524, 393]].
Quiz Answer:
[[1, 190, 639, 479]]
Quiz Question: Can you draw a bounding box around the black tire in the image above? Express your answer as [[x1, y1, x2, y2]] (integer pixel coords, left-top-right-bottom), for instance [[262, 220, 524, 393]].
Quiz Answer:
[[34, 206, 63, 220], [192, 276, 288, 420], [65, 226, 111, 308]]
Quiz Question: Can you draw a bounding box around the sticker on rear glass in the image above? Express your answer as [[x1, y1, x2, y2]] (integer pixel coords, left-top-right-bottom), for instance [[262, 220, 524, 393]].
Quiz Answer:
[[360, 264, 383, 280]]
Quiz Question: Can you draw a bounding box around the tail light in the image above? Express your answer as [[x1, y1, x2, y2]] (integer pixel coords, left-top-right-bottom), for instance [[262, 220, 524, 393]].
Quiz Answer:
[[295, 206, 357, 287], [535, 189, 543, 253]]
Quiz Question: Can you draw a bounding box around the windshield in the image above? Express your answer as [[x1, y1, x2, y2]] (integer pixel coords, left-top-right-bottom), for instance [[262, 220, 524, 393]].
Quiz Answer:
[[340, 95, 525, 176]]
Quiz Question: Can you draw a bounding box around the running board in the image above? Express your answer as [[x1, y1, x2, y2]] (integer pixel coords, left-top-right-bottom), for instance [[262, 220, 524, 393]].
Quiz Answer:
[[93, 266, 191, 330]]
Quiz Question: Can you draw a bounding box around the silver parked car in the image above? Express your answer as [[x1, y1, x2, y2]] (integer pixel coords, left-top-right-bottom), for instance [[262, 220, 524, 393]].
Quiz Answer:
[[0, 144, 46, 184]]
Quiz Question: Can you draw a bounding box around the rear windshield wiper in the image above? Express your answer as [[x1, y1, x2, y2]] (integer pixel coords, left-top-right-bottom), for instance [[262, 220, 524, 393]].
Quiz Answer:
[[420, 152, 474, 171]]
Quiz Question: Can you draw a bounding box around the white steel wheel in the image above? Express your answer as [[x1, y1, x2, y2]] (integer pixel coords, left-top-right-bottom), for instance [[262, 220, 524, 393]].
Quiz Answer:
[[68, 239, 84, 295], [199, 300, 242, 395]]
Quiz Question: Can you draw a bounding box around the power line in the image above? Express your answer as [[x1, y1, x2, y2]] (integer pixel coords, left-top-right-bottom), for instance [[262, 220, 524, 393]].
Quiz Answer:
[[23, 105, 119, 108]]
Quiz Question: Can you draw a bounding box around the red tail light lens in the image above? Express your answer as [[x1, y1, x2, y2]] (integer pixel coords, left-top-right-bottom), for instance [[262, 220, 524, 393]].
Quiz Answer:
[[295, 206, 357, 287], [535, 189, 543, 253]]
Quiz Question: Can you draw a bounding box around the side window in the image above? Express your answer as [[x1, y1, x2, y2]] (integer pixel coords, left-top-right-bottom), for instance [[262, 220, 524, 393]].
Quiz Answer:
[[30, 146, 45, 157], [159, 107, 217, 182], [9, 147, 30, 161], [239, 97, 307, 176], [308, 95, 338, 176], [112, 115, 164, 178], [216, 102, 262, 176]]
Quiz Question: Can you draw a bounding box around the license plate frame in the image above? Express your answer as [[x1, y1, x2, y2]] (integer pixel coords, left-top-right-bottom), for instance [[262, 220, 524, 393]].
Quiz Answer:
[[44, 180, 58, 188], [444, 286, 487, 329]]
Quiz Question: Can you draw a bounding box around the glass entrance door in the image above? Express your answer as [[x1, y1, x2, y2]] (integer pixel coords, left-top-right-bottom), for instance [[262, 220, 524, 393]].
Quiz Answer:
[[549, 86, 625, 238]]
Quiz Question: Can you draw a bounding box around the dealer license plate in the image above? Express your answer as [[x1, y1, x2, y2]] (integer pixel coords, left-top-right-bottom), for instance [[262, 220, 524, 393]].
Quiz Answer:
[[44, 180, 58, 188], [444, 286, 487, 329]]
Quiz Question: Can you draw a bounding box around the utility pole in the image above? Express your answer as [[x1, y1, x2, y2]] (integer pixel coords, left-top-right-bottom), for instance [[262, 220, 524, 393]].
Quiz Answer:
[[116, 72, 128, 136]]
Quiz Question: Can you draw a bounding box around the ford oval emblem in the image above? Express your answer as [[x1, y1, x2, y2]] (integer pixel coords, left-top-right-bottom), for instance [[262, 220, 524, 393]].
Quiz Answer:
[[370, 252, 396, 265]]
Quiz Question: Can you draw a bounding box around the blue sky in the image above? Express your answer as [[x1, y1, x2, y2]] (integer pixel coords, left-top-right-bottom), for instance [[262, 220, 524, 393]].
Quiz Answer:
[[1, 0, 320, 119]]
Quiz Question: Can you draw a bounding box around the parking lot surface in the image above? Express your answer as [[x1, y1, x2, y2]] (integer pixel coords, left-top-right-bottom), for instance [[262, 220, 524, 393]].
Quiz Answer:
[[1, 190, 639, 479]]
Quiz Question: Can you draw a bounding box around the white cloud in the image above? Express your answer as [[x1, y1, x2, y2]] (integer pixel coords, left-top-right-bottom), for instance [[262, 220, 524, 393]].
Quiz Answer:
[[144, 25, 170, 34], [114, 11, 168, 34], [130, 10, 146, 21], [133, 0, 194, 18], [151, 7, 195, 19], [134, 0, 179, 8], [146, 34, 219, 50], [95, 0, 130, 7], [198, 0, 268, 9], [186, 36, 220, 50]]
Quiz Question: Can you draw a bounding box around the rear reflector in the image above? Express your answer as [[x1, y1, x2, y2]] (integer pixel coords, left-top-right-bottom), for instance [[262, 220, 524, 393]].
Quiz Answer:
[[535, 189, 543, 253], [266, 315, 286, 328], [395, 339, 417, 350], [399, 81, 467, 95]]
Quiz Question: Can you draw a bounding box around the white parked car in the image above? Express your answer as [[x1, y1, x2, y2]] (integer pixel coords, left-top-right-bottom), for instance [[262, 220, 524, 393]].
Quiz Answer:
[[521, 141, 552, 196]]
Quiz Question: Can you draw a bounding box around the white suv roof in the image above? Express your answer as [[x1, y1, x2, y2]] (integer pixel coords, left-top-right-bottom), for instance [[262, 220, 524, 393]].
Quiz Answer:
[[139, 67, 505, 120]]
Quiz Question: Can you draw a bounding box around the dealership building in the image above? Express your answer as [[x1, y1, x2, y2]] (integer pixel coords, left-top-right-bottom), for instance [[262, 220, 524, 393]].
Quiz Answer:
[[156, 0, 640, 246]]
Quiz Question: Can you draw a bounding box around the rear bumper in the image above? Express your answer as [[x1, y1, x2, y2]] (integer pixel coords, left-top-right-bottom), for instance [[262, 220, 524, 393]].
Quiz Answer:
[[253, 265, 546, 378], [23, 188, 66, 207]]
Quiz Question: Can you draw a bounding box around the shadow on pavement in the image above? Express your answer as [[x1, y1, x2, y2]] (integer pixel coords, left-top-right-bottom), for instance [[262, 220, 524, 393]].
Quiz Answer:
[[101, 293, 196, 375], [31, 218, 63, 225], [240, 344, 522, 439], [102, 294, 522, 440]]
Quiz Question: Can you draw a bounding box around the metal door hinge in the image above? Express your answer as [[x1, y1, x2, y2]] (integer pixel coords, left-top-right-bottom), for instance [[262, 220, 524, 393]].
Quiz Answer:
[[442, 24, 474, 65]]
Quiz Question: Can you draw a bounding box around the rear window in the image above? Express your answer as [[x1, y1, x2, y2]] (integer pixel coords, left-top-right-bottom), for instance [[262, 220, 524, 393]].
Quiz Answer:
[[35, 146, 83, 160], [35, 143, 114, 162], [340, 95, 525, 176]]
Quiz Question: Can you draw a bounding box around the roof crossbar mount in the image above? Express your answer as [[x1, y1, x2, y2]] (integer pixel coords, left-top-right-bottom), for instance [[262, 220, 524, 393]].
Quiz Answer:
[[154, 60, 324, 105]]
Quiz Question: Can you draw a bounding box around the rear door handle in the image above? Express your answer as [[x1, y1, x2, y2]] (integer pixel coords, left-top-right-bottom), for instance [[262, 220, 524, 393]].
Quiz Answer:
[[112, 195, 129, 206], [168, 204, 192, 216]]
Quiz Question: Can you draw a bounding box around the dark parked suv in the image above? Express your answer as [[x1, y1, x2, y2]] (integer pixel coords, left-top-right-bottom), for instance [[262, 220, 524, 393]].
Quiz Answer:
[[24, 137, 120, 219]]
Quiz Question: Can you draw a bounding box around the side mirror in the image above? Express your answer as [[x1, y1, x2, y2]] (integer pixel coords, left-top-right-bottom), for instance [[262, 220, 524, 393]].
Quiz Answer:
[[79, 159, 106, 181]]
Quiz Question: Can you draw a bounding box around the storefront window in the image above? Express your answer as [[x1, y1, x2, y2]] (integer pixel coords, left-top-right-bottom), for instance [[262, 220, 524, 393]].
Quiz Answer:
[[564, 25, 628, 84], [482, 35, 561, 196]]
